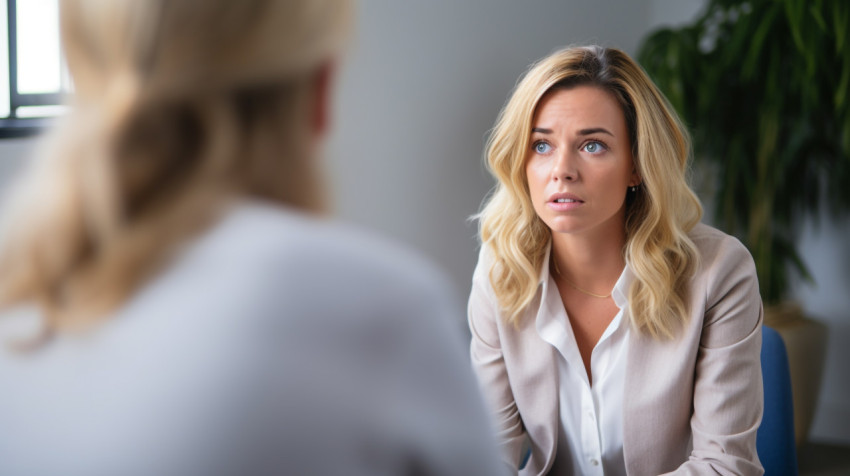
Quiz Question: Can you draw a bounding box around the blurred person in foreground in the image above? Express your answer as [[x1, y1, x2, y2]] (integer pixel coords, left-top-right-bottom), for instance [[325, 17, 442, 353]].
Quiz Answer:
[[0, 1, 504, 475], [469, 46, 763, 475]]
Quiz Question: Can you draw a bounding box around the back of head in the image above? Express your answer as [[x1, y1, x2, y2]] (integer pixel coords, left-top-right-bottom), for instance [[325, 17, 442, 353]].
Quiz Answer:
[[0, 0, 351, 331]]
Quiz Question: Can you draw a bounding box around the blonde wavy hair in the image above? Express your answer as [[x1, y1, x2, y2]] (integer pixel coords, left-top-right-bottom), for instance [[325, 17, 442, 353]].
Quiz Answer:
[[0, 0, 351, 332], [478, 45, 703, 339]]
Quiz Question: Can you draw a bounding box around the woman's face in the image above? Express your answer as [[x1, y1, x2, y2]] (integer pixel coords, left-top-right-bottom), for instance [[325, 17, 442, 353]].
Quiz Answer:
[[525, 85, 639, 238]]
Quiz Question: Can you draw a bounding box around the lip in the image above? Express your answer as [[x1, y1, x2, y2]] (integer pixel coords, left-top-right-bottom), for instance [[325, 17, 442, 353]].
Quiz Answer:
[[546, 192, 584, 211]]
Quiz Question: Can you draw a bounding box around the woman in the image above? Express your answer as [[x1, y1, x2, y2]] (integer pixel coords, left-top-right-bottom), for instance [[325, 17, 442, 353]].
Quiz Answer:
[[0, 1, 504, 475], [469, 45, 763, 475]]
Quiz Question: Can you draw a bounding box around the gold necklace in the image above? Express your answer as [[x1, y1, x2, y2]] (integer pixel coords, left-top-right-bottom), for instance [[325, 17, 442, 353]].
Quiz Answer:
[[552, 260, 612, 299]]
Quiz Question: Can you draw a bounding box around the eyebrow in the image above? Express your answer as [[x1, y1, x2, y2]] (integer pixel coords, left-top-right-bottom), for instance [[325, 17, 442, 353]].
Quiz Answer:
[[530, 127, 615, 137], [578, 127, 614, 137]]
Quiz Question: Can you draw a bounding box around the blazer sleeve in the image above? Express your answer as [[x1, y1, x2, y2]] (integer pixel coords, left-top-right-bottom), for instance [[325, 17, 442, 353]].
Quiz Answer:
[[467, 255, 528, 472], [665, 236, 764, 475]]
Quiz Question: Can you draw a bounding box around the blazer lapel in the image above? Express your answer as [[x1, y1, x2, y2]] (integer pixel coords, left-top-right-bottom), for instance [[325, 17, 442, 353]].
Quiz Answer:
[[513, 286, 560, 474], [622, 317, 701, 475]]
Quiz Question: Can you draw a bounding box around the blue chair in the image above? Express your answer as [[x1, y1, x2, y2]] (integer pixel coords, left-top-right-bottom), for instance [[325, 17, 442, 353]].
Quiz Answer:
[[758, 325, 799, 475]]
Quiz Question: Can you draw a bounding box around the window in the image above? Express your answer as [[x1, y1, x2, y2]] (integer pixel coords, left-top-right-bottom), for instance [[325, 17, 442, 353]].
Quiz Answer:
[[0, 0, 68, 138]]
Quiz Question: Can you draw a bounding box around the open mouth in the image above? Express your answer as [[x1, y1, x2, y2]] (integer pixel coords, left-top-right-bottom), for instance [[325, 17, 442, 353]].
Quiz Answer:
[[548, 193, 584, 210]]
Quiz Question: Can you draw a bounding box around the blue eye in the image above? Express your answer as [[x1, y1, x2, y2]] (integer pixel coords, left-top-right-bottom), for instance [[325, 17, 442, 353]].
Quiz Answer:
[[582, 141, 606, 154], [534, 141, 551, 154]]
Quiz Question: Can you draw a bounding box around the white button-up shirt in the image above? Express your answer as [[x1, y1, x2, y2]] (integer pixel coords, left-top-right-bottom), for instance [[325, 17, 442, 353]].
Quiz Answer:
[[535, 247, 633, 476]]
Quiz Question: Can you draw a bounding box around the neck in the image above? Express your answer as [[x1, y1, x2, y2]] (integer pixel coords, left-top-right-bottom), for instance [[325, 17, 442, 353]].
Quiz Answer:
[[550, 220, 626, 292]]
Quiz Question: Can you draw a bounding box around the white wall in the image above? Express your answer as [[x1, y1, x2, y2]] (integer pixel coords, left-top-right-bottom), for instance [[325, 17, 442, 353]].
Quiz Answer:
[[0, 0, 845, 445], [0, 138, 33, 189], [326, 0, 647, 295], [793, 207, 850, 444]]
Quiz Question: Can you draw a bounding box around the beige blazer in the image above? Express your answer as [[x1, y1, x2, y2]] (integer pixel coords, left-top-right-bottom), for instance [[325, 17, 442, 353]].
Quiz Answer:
[[469, 223, 764, 475]]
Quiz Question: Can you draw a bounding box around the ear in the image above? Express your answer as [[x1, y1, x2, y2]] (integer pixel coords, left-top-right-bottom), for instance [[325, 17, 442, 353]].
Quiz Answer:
[[310, 61, 334, 137], [629, 162, 642, 187]]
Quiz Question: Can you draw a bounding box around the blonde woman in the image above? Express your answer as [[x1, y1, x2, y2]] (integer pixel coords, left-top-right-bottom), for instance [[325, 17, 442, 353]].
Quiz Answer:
[[469, 45, 763, 475], [0, 1, 504, 475]]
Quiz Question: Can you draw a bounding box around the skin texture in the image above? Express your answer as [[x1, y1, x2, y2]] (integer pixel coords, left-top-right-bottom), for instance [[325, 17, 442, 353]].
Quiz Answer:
[[525, 85, 640, 383]]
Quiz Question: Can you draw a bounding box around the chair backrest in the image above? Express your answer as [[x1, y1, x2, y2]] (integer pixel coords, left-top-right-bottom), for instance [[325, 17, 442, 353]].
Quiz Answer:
[[758, 325, 799, 476]]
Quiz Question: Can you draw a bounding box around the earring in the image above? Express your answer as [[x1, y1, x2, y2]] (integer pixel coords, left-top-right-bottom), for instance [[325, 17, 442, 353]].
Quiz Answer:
[[630, 186, 637, 192]]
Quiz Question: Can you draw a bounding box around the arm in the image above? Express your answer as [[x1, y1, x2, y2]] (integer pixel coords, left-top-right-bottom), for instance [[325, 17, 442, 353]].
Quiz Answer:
[[468, 269, 528, 471], [666, 237, 764, 475]]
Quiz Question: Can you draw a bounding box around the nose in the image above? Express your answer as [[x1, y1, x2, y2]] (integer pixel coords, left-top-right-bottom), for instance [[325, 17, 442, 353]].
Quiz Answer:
[[551, 150, 578, 182]]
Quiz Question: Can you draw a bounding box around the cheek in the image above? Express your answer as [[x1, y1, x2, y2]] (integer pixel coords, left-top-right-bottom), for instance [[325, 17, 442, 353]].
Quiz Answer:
[[625, 155, 638, 182], [525, 160, 547, 197]]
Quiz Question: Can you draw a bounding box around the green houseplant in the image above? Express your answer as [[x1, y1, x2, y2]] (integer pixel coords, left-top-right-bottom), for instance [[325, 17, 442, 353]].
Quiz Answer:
[[638, 0, 849, 445]]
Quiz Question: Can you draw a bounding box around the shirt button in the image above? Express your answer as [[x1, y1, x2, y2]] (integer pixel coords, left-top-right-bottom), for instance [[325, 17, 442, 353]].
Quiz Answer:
[[590, 458, 599, 466]]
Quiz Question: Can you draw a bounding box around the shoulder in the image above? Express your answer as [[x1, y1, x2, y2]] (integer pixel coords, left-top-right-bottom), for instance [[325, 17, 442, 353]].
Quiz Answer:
[[688, 223, 756, 278], [686, 223, 762, 337], [471, 243, 495, 283], [469, 244, 503, 315], [175, 200, 459, 325], [471, 242, 513, 292], [688, 222, 745, 255], [203, 201, 450, 285]]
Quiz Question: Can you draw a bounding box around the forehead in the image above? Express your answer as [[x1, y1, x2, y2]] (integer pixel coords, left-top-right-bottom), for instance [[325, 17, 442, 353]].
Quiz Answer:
[[532, 85, 625, 129]]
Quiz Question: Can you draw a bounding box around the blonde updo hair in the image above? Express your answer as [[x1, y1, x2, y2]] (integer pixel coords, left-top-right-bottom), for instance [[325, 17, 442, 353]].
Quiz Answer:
[[0, 0, 352, 331], [479, 45, 703, 339]]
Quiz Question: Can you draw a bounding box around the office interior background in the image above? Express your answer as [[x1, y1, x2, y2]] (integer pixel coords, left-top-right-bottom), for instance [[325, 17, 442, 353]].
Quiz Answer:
[[0, 0, 846, 448]]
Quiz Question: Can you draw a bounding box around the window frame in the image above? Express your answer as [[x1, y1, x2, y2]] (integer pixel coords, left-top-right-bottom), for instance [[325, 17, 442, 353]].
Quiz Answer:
[[1, 0, 65, 139]]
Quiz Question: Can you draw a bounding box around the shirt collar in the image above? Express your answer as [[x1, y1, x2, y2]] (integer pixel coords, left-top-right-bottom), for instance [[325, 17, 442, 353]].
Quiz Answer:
[[538, 241, 635, 310], [610, 262, 634, 310], [537, 243, 553, 286]]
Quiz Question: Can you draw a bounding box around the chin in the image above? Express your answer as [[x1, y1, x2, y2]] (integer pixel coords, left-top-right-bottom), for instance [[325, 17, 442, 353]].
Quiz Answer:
[[544, 221, 585, 235], [549, 227, 584, 236]]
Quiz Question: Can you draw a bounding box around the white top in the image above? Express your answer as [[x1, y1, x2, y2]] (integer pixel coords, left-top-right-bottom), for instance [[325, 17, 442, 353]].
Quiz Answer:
[[0, 201, 506, 476], [535, 246, 632, 476]]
